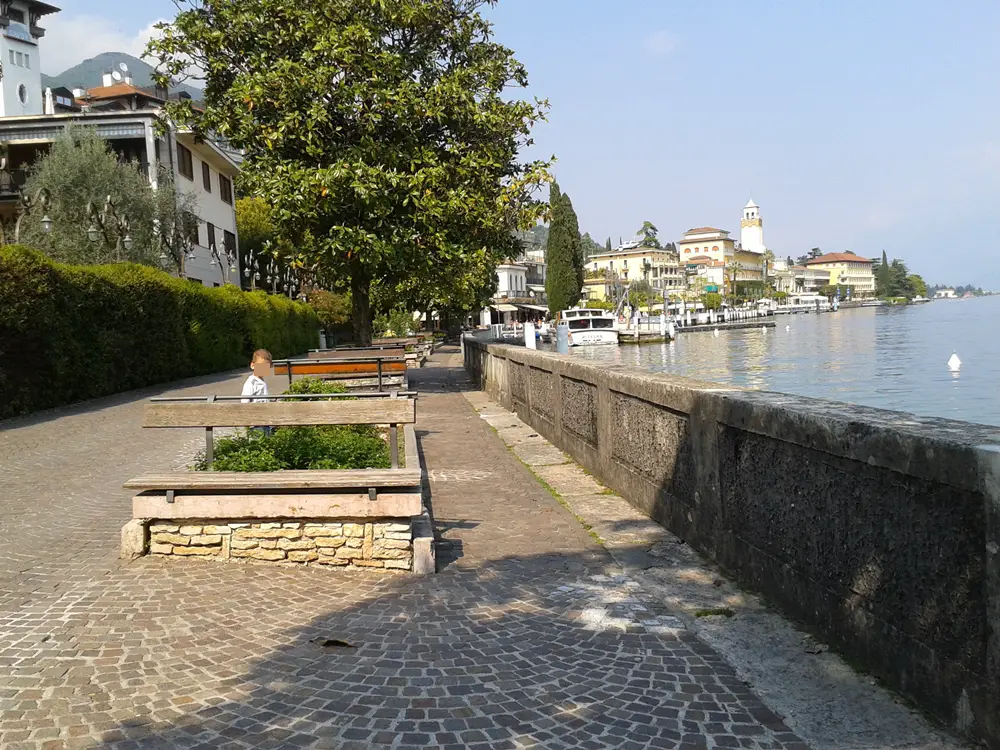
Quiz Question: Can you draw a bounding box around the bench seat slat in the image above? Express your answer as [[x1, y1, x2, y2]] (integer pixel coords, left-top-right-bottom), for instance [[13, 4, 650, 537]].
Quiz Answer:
[[273, 361, 407, 376], [143, 399, 415, 428], [124, 468, 421, 491]]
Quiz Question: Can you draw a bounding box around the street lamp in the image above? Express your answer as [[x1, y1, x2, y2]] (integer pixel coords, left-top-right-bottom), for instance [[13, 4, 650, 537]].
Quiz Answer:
[[86, 195, 132, 261], [0, 186, 53, 245], [209, 240, 239, 284]]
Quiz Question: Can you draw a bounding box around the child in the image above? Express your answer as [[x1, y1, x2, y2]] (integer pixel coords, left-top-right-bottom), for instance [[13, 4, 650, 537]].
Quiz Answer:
[[241, 349, 272, 403]]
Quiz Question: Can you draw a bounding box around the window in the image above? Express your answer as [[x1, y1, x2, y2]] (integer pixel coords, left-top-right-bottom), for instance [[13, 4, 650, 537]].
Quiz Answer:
[[219, 174, 233, 205], [206, 222, 216, 250], [177, 144, 194, 180], [224, 230, 236, 257], [17, 84, 26, 105], [8, 8, 25, 22], [8, 50, 13, 64], [24, 54, 29, 69], [15, 52, 22, 66], [202, 161, 212, 192]]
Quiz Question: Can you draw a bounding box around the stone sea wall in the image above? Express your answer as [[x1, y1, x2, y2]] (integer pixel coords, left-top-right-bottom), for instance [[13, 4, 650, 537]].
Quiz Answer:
[[148, 519, 414, 570], [464, 336, 1000, 749]]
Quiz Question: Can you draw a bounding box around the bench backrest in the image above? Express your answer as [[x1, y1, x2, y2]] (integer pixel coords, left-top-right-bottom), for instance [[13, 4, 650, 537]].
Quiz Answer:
[[143, 398, 415, 429], [306, 347, 406, 360]]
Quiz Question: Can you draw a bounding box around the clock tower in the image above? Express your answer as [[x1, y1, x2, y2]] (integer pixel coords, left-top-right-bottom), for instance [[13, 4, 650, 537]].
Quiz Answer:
[[0, 1, 59, 117], [740, 198, 765, 254]]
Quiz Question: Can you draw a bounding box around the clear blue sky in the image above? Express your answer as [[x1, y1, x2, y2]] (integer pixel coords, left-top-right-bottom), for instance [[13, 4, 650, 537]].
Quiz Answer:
[[43, 0, 1000, 288]]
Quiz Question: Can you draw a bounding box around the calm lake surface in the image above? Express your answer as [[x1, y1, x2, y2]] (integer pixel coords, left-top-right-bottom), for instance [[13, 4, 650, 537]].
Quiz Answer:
[[567, 296, 1000, 427]]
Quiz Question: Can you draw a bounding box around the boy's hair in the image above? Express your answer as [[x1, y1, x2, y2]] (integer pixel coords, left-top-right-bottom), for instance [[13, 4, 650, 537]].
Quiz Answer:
[[251, 349, 273, 363]]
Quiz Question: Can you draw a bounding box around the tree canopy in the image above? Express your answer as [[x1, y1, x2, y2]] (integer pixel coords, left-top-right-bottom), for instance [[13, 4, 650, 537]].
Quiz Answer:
[[636, 220, 661, 248], [148, 0, 551, 343]]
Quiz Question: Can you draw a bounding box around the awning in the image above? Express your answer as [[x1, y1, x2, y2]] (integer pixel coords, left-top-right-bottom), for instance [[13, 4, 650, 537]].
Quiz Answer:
[[493, 304, 518, 312], [515, 303, 548, 312]]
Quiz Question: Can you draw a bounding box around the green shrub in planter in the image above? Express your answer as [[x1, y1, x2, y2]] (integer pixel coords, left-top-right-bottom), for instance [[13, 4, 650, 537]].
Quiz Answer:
[[197, 426, 390, 471], [284, 377, 348, 396]]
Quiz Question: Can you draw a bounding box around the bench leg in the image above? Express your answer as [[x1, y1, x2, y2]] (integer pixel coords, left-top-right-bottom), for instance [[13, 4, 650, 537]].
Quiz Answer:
[[205, 427, 214, 469], [390, 423, 398, 469]]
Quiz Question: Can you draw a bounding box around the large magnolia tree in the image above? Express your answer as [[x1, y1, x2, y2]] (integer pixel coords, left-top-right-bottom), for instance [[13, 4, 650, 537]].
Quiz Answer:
[[148, 0, 551, 343]]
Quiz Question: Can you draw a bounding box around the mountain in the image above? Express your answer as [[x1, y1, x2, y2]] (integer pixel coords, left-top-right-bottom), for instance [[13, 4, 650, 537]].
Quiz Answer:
[[41, 52, 202, 99]]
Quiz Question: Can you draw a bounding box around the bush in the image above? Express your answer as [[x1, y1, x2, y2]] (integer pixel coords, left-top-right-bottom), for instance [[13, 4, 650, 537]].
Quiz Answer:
[[701, 292, 722, 310], [0, 246, 319, 419], [197, 425, 390, 471], [284, 376, 347, 396]]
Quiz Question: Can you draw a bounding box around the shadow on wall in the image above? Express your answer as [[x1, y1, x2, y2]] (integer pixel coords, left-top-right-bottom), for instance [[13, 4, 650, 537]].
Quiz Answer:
[[461, 336, 1000, 748], [84, 550, 807, 749]]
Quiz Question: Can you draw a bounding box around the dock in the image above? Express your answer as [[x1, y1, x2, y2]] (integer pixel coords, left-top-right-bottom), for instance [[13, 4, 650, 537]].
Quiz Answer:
[[675, 320, 776, 334]]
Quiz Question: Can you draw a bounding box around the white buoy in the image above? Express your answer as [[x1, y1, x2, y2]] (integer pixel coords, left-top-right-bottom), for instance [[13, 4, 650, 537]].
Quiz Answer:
[[948, 353, 962, 372], [761, 326, 767, 332], [785, 325, 790, 331], [713, 329, 720, 337]]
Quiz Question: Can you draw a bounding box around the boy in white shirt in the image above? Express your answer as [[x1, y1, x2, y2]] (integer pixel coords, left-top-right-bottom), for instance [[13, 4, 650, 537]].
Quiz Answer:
[[241, 349, 272, 402], [242, 350, 273, 435]]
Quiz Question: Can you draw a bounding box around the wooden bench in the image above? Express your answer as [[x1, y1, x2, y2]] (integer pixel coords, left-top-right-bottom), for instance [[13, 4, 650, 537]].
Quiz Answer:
[[273, 356, 407, 388], [125, 394, 420, 520]]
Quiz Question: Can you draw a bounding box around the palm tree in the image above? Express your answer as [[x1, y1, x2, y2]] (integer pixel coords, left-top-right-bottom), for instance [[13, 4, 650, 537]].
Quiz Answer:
[[725, 259, 742, 302]]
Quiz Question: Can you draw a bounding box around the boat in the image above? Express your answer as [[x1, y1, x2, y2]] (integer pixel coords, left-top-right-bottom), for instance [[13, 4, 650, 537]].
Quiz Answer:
[[560, 308, 618, 346]]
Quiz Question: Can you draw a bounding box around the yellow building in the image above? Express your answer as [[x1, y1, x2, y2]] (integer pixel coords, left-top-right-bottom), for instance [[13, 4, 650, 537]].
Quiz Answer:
[[586, 245, 684, 295], [804, 253, 876, 298]]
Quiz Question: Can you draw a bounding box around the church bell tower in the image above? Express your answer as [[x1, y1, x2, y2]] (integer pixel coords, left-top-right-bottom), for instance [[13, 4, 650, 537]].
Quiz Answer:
[[740, 198, 765, 254]]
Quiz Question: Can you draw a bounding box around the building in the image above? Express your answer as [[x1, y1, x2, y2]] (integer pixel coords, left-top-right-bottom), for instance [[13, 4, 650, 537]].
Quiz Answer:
[[684, 256, 725, 295], [789, 265, 831, 293], [935, 288, 957, 299], [804, 252, 876, 298], [677, 227, 734, 264], [769, 258, 796, 294], [587, 244, 684, 295], [0, 2, 241, 288], [677, 222, 764, 294], [480, 234, 549, 325]]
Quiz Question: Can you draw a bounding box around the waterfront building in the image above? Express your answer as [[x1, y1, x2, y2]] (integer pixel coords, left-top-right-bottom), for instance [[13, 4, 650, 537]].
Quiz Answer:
[[935, 288, 957, 299], [789, 265, 831, 293], [683, 255, 725, 295], [586, 244, 684, 296], [804, 252, 876, 298], [677, 226, 734, 263], [770, 258, 796, 294], [480, 233, 548, 325], [0, 3, 242, 288]]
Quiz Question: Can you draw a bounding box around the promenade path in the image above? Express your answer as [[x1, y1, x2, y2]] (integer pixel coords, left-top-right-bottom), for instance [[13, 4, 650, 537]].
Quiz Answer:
[[0, 348, 956, 749]]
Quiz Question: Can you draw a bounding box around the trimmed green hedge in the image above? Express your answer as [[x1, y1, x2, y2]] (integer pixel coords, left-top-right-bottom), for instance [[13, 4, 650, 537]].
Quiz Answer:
[[0, 246, 318, 419]]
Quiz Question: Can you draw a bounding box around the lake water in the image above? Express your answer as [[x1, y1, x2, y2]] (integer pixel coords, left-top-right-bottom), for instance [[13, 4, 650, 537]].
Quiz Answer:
[[566, 296, 1000, 427]]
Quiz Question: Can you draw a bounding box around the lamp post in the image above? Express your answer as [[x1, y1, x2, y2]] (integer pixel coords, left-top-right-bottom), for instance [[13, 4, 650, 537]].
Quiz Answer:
[[155, 217, 196, 278], [209, 240, 239, 284], [86, 195, 132, 261], [0, 186, 53, 245], [242, 246, 264, 291]]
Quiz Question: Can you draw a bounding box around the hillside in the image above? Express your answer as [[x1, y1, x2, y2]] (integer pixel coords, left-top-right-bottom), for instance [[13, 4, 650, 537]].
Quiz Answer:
[[41, 52, 202, 99]]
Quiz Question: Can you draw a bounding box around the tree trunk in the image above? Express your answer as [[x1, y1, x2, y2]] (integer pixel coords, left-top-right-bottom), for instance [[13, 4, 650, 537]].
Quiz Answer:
[[350, 268, 373, 346]]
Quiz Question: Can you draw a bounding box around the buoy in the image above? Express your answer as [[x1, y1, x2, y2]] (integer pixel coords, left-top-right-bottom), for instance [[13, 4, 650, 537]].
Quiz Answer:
[[761, 326, 767, 331], [713, 329, 720, 337], [785, 325, 790, 331], [948, 353, 961, 372]]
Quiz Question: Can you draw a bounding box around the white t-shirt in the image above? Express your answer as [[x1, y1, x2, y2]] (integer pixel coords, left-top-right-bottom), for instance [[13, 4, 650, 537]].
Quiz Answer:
[[241, 374, 268, 403]]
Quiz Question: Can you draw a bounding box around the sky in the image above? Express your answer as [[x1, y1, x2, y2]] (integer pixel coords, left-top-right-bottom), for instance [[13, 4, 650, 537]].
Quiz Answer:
[[40, 0, 1000, 288]]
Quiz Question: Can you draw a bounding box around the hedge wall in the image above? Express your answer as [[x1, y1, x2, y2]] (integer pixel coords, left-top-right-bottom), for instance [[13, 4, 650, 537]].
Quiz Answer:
[[0, 246, 318, 419]]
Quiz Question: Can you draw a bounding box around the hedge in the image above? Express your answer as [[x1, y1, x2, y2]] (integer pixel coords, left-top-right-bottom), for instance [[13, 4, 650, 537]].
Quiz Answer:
[[0, 246, 318, 419]]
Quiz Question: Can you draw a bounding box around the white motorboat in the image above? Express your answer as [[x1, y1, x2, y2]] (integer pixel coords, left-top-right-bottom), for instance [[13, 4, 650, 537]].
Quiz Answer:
[[561, 308, 618, 346]]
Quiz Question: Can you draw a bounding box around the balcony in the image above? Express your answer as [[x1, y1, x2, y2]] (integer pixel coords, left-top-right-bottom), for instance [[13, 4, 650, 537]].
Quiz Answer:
[[0, 167, 28, 199]]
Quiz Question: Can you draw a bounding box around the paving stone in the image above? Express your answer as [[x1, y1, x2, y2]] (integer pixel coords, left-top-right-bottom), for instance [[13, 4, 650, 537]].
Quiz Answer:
[[0, 354, 810, 749]]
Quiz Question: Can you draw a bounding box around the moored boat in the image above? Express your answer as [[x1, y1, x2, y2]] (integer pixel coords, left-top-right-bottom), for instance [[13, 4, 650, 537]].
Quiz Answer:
[[560, 308, 618, 346]]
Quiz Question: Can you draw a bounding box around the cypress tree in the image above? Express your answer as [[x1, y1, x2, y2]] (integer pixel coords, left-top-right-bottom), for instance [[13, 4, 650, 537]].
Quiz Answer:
[[545, 183, 579, 314], [605, 237, 612, 253], [563, 193, 584, 300], [877, 250, 891, 296]]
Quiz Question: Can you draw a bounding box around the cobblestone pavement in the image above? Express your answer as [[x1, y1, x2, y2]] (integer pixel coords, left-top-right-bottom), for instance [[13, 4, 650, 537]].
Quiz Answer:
[[0, 350, 810, 749]]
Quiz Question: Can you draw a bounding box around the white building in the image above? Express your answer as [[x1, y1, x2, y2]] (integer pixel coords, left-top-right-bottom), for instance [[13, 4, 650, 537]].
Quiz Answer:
[[934, 288, 957, 299], [0, 2, 242, 288], [740, 198, 766, 254]]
